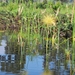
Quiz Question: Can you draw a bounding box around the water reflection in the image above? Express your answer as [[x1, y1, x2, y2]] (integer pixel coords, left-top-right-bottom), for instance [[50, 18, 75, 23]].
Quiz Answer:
[[25, 55, 44, 75], [0, 39, 6, 55], [19, 70, 28, 75], [42, 70, 55, 75], [0, 34, 74, 75]]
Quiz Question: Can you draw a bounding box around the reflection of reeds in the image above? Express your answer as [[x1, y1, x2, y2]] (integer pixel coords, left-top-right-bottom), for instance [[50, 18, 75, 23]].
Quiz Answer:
[[42, 69, 55, 75], [20, 70, 28, 75]]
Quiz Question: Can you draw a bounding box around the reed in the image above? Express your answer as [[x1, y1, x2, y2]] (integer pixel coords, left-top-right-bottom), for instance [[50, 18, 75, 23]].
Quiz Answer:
[[0, 2, 75, 72], [72, 1, 75, 74]]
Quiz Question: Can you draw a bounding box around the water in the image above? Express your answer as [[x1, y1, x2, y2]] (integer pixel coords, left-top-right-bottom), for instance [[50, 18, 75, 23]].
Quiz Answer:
[[0, 35, 73, 75], [0, 40, 6, 55], [25, 55, 44, 75], [0, 55, 44, 75], [0, 36, 44, 75]]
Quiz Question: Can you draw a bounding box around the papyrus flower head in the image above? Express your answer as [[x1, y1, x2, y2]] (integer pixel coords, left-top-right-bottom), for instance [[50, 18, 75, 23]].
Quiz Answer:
[[42, 14, 56, 27]]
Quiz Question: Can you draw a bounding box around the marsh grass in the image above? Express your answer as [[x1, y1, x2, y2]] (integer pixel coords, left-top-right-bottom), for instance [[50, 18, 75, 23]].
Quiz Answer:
[[72, 2, 75, 74], [0, 1, 75, 73], [0, 2, 73, 48]]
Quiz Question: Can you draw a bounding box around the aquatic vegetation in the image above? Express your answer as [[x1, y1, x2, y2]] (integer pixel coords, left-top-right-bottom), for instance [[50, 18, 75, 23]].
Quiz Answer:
[[42, 69, 55, 75], [72, 3, 75, 75], [0, 1, 75, 74], [65, 49, 70, 60], [42, 14, 56, 27], [20, 70, 28, 75]]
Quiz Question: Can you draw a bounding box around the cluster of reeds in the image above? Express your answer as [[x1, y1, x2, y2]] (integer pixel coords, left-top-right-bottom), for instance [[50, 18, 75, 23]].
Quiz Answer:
[[0, 1, 75, 73]]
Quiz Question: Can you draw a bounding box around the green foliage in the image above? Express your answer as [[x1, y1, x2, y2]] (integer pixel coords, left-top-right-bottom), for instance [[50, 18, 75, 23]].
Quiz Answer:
[[0, 1, 74, 54], [52, 1, 62, 10], [36, 2, 46, 9], [7, 3, 18, 11], [58, 14, 72, 30], [0, 2, 7, 6], [9, 32, 18, 42]]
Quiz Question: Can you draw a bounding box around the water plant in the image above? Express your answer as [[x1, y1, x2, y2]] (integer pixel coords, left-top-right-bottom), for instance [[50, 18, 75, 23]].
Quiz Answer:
[[42, 13, 57, 69], [72, 1, 75, 74], [0, 1, 75, 74]]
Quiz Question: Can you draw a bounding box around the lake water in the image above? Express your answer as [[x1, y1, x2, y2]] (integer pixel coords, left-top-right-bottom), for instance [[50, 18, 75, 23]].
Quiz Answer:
[[0, 35, 74, 75]]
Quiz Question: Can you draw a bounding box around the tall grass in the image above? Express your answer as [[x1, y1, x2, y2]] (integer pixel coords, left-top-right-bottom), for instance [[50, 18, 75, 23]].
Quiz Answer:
[[0, 1, 74, 71], [72, 1, 75, 74]]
